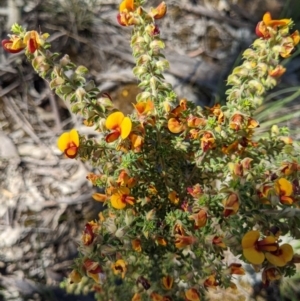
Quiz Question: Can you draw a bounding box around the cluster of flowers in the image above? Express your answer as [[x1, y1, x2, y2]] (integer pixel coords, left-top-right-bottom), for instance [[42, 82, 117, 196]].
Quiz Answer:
[[3, 1, 300, 300]]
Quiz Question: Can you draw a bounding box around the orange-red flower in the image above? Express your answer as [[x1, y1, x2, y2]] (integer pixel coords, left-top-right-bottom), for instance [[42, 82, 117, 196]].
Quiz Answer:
[[2, 30, 48, 54], [69, 269, 82, 284], [265, 243, 294, 267], [212, 236, 226, 248], [229, 114, 243, 131], [256, 12, 291, 39], [57, 129, 79, 159], [200, 132, 215, 152], [175, 235, 196, 249], [257, 184, 272, 204], [205, 104, 224, 124], [2, 35, 26, 53], [168, 117, 185, 133], [228, 263, 245, 275], [247, 117, 259, 129], [132, 293, 142, 301], [112, 259, 127, 278], [129, 133, 144, 152], [110, 187, 135, 209], [168, 99, 188, 133], [280, 31, 300, 58], [185, 288, 200, 301], [105, 111, 132, 142], [189, 209, 207, 229], [187, 116, 206, 128], [242, 230, 278, 265], [117, 170, 136, 188], [24, 30, 47, 53], [223, 193, 239, 217], [262, 267, 281, 287], [274, 178, 294, 205], [280, 161, 299, 176], [82, 221, 98, 246], [83, 258, 103, 283], [132, 239, 142, 252], [156, 236, 167, 246], [174, 223, 185, 236], [269, 65, 286, 77], [134, 100, 154, 116], [150, 292, 163, 301], [204, 274, 218, 289], [119, 0, 134, 12], [162, 275, 173, 290], [228, 162, 243, 177], [117, 0, 137, 26], [168, 191, 180, 205], [149, 2, 167, 19], [187, 184, 203, 198]]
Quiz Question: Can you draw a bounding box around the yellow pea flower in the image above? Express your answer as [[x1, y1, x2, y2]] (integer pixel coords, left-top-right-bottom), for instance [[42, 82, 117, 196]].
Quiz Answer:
[[57, 129, 79, 159], [105, 111, 132, 143]]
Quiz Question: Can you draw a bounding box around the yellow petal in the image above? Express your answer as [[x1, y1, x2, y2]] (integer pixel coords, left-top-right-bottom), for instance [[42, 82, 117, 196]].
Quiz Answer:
[[70, 129, 79, 146], [92, 193, 107, 202], [281, 244, 294, 262], [185, 288, 200, 301], [243, 248, 265, 265], [168, 117, 185, 133], [120, 116, 132, 139], [87, 271, 100, 283], [119, 0, 134, 12], [130, 134, 143, 148], [11, 37, 25, 50], [162, 275, 173, 290], [241, 230, 260, 248], [106, 111, 124, 130], [57, 132, 70, 151], [132, 293, 141, 301], [265, 253, 285, 267], [266, 244, 293, 267], [263, 12, 272, 25], [277, 178, 293, 196], [111, 194, 126, 209]]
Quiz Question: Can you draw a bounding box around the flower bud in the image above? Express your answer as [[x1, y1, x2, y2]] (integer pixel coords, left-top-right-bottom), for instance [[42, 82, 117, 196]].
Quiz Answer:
[[49, 76, 65, 89], [227, 74, 241, 86], [155, 59, 169, 72], [59, 54, 71, 66], [248, 80, 265, 95], [256, 62, 268, 77], [75, 87, 86, 101], [263, 76, 277, 89], [253, 38, 267, 50], [243, 48, 257, 59], [232, 66, 248, 77], [133, 66, 148, 77], [150, 2, 167, 19], [150, 40, 165, 51]]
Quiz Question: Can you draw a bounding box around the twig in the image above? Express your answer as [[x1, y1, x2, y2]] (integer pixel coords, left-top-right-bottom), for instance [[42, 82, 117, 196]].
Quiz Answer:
[[47, 87, 62, 131], [182, 3, 253, 29], [2, 96, 41, 144], [0, 74, 33, 98]]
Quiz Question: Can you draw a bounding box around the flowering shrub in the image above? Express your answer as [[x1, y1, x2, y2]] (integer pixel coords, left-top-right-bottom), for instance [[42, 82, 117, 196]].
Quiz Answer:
[[3, 1, 300, 300]]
